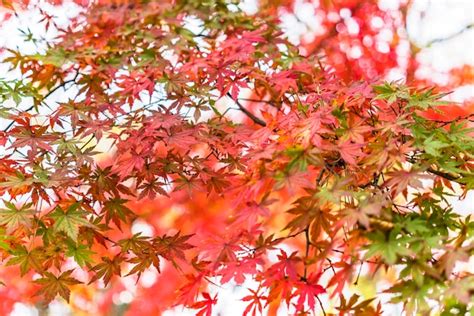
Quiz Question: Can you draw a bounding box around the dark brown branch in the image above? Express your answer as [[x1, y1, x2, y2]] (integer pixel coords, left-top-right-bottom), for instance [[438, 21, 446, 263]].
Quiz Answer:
[[407, 157, 464, 184], [426, 166, 460, 182], [316, 295, 327, 316], [226, 93, 266, 127], [237, 98, 274, 104], [237, 97, 281, 110], [303, 226, 310, 279], [354, 261, 364, 285], [434, 113, 474, 127]]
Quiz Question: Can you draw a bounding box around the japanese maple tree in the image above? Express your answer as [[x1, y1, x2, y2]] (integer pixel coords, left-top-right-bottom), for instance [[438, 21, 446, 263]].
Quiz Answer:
[[0, 0, 473, 315]]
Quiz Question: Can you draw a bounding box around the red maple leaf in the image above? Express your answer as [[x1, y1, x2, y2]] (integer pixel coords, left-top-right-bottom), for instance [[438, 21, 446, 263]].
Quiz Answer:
[[191, 292, 218, 316], [294, 273, 326, 312], [337, 139, 366, 166]]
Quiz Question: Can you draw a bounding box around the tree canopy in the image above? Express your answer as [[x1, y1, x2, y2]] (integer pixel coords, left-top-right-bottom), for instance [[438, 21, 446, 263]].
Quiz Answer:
[[0, 0, 473, 315]]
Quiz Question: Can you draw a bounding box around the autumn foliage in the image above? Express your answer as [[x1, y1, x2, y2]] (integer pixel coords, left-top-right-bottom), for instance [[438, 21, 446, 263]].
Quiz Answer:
[[0, 0, 473, 315]]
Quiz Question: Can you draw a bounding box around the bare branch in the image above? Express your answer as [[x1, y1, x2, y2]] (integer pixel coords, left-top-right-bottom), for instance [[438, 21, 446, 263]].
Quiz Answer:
[[226, 93, 266, 127], [426, 23, 474, 47]]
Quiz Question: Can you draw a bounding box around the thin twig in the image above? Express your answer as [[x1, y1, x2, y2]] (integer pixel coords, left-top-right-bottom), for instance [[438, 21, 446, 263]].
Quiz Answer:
[[354, 261, 363, 285], [303, 227, 310, 279], [226, 93, 266, 126], [426, 23, 474, 46], [316, 295, 327, 316], [3, 77, 78, 132]]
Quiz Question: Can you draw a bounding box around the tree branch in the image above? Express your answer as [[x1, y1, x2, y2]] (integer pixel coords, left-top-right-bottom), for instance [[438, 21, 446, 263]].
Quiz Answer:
[[303, 226, 310, 279], [426, 23, 474, 46], [426, 166, 461, 182], [407, 157, 464, 184], [226, 93, 266, 127], [3, 76, 79, 133]]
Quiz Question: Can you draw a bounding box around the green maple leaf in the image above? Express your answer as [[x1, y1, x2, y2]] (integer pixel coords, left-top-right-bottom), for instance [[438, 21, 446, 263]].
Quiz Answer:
[[373, 82, 409, 103], [0, 171, 33, 190], [0, 201, 35, 232], [407, 89, 449, 109], [34, 270, 81, 303], [423, 136, 448, 157], [118, 233, 150, 253], [0, 105, 11, 119], [65, 242, 95, 268], [404, 218, 431, 234], [50, 204, 94, 242], [52, 137, 81, 155], [0, 228, 13, 251], [365, 230, 413, 264], [458, 174, 474, 190], [6, 246, 44, 276], [103, 198, 136, 229]]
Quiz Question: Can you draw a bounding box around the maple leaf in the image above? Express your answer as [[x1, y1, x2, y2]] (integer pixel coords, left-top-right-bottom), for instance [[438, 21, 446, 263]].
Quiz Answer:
[[204, 173, 231, 195], [274, 170, 313, 193], [242, 287, 267, 316], [266, 250, 301, 281], [264, 275, 295, 306], [118, 233, 151, 254], [153, 232, 194, 262], [34, 270, 81, 303], [294, 273, 325, 312], [103, 198, 136, 229], [232, 196, 275, 228], [343, 194, 386, 228], [89, 256, 123, 286], [285, 195, 337, 242], [269, 70, 299, 95], [191, 292, 218, 316], [177, 273, 206, 306], [198, 233, 241, 264], [384, 169, 433, 198], [0, 200, 34, 232], [115, 149, 145, 178], [436, 247, 469, 277], [49, 204, 93, 242], [77, 119, 112, 141], [137, 180, 169, 200], [365, 230, 413, 264], [218, 257, 261, 285], [340, 119, 373, 144], [336, 294, 378, 315], [337, 139, 366, 166], [10, 122, 58, 158], [327, 261, 353, 296], [125, 253, 161, 279], [6, 246, 44, 276], [0, 171, 33, 193], [65, 242, 95, 268]]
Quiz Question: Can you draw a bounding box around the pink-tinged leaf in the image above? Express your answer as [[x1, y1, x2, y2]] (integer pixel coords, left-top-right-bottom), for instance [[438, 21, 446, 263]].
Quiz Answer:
[[337, 140, 366, 165], [385, 169, 433, 198], [218, 257, 262, 285], [191, 292, 218, 316]]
